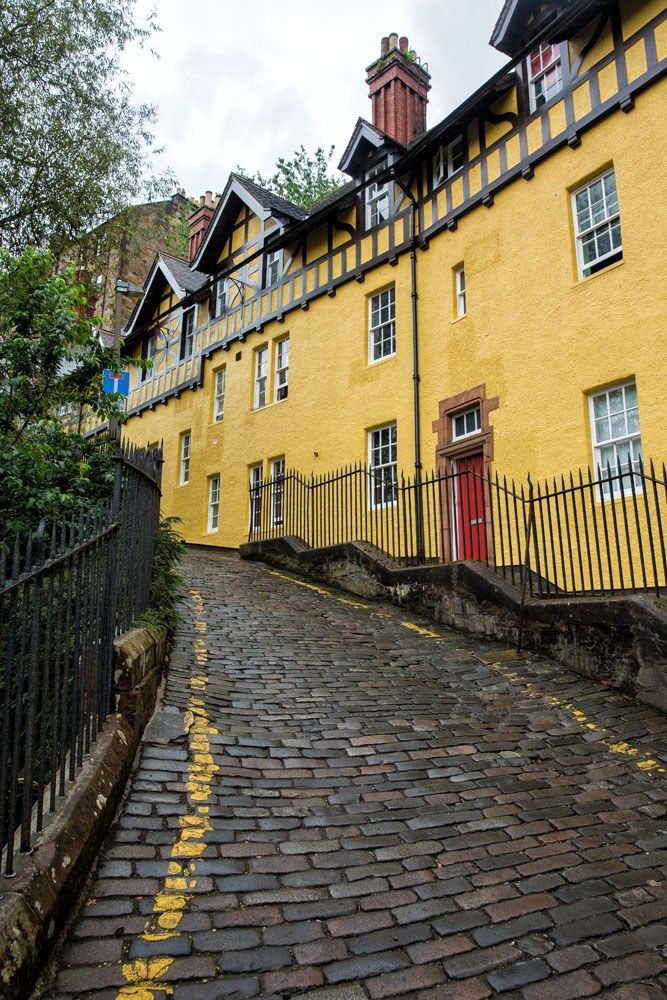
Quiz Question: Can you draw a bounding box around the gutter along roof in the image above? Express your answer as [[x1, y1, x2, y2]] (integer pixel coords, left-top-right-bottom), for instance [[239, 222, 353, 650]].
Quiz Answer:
[[124, 0, 606, 346]]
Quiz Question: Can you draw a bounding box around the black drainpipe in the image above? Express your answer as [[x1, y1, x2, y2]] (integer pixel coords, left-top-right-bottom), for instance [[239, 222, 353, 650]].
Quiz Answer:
[[392, 172, 425, 563]]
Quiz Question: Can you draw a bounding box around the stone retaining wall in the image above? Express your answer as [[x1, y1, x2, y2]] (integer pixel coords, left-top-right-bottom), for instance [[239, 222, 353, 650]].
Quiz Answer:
[[0, 626, 168, 1000], [241, 537, 667, 713]]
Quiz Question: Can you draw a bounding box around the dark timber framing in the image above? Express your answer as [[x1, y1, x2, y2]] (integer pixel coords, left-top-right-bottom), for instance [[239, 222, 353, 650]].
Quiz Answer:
[[118, 2, 666, 424]]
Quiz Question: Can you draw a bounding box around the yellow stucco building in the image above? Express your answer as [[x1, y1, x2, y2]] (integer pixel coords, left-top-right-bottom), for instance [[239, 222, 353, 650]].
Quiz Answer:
[[108, 0, 665, 573]]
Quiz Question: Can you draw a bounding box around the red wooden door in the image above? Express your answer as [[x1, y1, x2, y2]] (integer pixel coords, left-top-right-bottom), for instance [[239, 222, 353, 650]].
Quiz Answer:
[[454, 454, 487, 561]]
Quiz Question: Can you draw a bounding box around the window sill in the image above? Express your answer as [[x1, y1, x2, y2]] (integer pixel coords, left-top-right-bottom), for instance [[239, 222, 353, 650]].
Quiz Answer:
[[250, 398, 288, 415], [368, 352, 397, 368], [574, 258, 625, 287], [175, 482, 190, 489], [450, 314, 468, 326]]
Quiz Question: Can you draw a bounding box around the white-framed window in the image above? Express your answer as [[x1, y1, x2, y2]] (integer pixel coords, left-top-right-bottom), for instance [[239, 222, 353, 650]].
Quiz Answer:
[[275, 337, 289, 402], [249, 463, 263, 531], [365, 164, 390, 229], [527, 41, 563, 111], [180, 307, 196, 360], [369, 423, 398, 508], [455, 266, 467, 318], [573, 169, 623, 279], [214, 278, 228, 317], [369, 287, 396, 363], [208, 474, 220, 531], [433, 135, 466, 187], [142, 334, 156, 381], [266, 250, 282, 287], [254, 345, 268, 409], [213, 366, 226, 422], [179, 431, 191, 485], [452, 405, 481, 441], [589, 380, 643, 498], [271, 457, 286, 527]]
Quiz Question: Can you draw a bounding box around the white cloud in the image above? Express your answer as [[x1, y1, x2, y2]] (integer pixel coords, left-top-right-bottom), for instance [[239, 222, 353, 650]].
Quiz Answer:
[[123, 0, 507, 197]]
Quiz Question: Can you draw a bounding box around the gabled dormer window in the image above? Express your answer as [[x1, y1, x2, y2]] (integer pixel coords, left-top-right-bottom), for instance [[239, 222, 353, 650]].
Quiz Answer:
[[433, 135, 465, 187], [527, 42, 563, 111], [180, 307, 195, 360], [266, 250, 282, 287], [365, 163, 390, 230]]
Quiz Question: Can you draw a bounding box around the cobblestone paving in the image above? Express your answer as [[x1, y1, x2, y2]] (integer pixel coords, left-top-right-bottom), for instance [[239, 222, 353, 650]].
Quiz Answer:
[[46, 550, 667, 999]]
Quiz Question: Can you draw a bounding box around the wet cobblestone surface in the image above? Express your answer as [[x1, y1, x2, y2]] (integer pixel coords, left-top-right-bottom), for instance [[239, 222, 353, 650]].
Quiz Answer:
[[46, 550, 667, 998]]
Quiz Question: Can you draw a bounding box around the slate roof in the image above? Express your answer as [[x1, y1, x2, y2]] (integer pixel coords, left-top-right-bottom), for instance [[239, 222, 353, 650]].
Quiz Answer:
[[160, 253, 208, 293], [231, 173, 309, 222]]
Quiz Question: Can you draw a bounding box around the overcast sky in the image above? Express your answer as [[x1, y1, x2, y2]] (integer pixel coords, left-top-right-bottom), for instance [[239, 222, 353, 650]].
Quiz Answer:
[[123, 1, 508, 199]]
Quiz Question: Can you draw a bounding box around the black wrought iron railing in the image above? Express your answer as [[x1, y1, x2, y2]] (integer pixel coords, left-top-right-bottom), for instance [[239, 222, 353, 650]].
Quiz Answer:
[[0, 441, 162, 876], [248, 460, 667, 600]]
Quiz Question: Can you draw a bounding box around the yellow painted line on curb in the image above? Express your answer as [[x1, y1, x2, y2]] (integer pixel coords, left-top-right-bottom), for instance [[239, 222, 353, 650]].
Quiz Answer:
[[116, 589, 219, 1000], [481, 654, 666, 777], [268, 567, 663, 776]]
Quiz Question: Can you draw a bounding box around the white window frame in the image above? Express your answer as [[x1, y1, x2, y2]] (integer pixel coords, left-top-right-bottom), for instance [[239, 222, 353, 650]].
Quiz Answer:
[[275, 337, 289, 402], [271, 457, 286, 527], [179, 431, 191, 485], [254, 345, 268, 409], [142, 334, 156, 382], [589, 380, 642, 499], [249, 463, 263, 531], [213, 366, 226, 422], [365, 164, 390, 230], [266, 250, 282, 287], [433, 135, 465, 187], [208, 474, 220, 532], [455, 266, 467, 318], [572, 169, 623, 280], [368, 423, 398, 510], [214, 278, 228, 317], [452, 405, 481, 442], [181, 307, 196, 360], [368, 287, 396, 363], [527, 41, 564, 112]]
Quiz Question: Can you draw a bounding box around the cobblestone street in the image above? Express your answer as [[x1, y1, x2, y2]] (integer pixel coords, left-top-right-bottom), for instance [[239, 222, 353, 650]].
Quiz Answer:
[[46, 550, 667, 999]]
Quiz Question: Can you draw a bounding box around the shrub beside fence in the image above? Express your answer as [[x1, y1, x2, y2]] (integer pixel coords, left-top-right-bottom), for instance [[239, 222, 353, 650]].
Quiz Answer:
[[248, 460, 667, 599], [0, 442, 162, 877]]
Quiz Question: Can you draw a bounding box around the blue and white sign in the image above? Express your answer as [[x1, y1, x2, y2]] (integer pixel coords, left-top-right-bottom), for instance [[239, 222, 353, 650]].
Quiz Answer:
[[102, 369, 131, 396]]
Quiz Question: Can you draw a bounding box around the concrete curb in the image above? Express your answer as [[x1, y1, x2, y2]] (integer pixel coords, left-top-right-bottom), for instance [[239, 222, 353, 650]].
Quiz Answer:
[[240, 537, 667, 710], [0, 626, 168, 1000]]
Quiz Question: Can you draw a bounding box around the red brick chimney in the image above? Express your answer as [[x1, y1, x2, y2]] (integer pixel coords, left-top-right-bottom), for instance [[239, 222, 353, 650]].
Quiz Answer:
[[188, 191, 218, 263], [366, 34, 431, 146]]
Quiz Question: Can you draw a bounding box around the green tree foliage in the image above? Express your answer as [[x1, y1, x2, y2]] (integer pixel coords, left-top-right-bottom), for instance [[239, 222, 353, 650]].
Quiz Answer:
[[0, 0, 173, 254], [0, 249, 128, 543], [238, 145, 343, 212]]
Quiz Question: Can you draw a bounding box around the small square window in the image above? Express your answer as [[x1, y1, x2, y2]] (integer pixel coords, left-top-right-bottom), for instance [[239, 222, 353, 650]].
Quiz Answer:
[[452, 405, 481, 441]]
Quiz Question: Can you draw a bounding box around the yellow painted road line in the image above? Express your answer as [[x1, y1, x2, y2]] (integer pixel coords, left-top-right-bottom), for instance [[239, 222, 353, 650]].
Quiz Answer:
[[268, 569, 370, 609], [116, 589, 219, 999]]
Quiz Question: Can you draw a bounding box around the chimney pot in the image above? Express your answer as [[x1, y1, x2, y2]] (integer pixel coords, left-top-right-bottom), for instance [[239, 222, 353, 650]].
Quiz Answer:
[[366, 33, 431, 146], [188, 195, 216, 263]]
